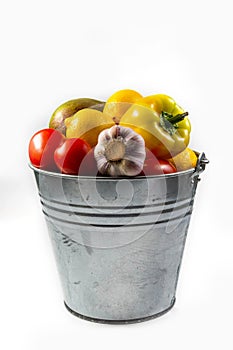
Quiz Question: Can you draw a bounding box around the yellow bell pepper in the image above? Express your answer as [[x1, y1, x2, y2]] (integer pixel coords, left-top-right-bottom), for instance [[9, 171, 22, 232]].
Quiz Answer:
[[120, 94, 191, 159]]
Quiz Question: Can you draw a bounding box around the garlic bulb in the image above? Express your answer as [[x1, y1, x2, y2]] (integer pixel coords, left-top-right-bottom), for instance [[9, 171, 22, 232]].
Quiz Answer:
[[94, 125, 146, 177]]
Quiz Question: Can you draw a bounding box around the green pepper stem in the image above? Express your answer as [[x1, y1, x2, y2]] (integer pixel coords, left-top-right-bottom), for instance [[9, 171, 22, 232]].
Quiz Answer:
[[168, 112, 189, 124]]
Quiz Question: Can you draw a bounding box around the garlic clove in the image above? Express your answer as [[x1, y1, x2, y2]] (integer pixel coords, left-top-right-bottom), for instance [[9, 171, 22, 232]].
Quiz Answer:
[[94, 125, 146, 177]]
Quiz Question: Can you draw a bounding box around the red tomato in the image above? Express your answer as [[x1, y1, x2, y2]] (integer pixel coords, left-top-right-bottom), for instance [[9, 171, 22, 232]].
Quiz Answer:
[[29, 128, 64, 171], [78, 149, 98, 176], [141, 149, 177, 176], [54, 138, 91, 175]]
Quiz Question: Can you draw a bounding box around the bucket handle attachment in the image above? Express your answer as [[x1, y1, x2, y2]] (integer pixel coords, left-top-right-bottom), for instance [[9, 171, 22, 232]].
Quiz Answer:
[[191, 152, 209, 183]]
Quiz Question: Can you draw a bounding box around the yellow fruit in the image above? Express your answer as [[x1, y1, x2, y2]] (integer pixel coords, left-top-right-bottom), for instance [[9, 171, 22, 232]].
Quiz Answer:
[[170, 148, 197, 171], [49, 98, 104, 135], [65, 109, 114, 147], [103, 89, 143, 123]]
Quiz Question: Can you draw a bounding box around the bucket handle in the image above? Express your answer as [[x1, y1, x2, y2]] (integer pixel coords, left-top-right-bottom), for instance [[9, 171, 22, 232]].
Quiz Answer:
[[191, 152, 209, 183]]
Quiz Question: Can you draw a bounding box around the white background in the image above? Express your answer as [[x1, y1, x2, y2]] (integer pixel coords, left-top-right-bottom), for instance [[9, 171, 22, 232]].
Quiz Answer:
[[0, 0, 232, 349]]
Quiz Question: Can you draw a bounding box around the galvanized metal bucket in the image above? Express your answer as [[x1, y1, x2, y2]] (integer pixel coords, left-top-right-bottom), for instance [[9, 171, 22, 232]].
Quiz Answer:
[[30, 152, 208, 324]]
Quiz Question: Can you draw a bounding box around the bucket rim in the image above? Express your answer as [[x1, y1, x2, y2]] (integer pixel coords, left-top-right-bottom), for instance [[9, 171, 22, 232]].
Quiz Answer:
[[28, 162, 195, 180]]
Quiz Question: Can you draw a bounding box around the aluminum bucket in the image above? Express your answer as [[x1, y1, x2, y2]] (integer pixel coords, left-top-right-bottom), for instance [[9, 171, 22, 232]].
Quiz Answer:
[[30, 152, 208, 324]]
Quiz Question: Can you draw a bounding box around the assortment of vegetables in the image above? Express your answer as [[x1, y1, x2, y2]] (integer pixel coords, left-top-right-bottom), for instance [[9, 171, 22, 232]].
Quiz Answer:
[[28, 89, 197, 176]]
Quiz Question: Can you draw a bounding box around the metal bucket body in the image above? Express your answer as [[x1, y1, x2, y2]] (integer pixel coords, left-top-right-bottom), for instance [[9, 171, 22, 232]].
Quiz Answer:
[[31, 153, 208, 323]]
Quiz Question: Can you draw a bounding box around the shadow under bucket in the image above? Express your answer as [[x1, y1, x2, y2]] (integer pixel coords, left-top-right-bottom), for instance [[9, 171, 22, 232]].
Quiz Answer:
[[30, 152, 208, 324]]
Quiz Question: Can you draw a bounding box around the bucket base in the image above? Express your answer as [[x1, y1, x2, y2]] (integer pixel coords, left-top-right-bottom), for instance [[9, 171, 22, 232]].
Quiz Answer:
[[64, 298, 176, 325]]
